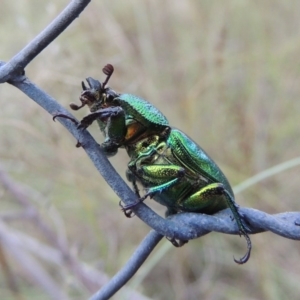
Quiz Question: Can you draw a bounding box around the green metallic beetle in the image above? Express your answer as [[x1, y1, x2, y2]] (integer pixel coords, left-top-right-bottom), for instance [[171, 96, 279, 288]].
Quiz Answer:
[[55, 64, 251, 264]]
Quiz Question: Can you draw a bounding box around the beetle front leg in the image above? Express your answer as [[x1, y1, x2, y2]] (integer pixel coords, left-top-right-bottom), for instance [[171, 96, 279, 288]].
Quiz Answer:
[[79, 106, 126, 156], [126, 169, 141, 198], [118, 169, 142, 218], [180, 182, 252, 264]]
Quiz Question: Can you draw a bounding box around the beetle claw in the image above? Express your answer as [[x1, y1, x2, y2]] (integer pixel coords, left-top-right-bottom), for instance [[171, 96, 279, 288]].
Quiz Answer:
[[233, 249, 251, 265], [75, 141, 82, 148], [124, 210, 135, 218], [118, 194, 149, 217], [119, 201, 135, 218], [233, 231, 252, 264], [166, 237, 188, 247], [119, 193, 148, 212], [52, 113, 78, 124]]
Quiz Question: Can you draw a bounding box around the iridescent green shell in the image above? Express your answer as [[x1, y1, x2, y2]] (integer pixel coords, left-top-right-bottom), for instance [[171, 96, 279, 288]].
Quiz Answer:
[[116, 94, 169, 127]]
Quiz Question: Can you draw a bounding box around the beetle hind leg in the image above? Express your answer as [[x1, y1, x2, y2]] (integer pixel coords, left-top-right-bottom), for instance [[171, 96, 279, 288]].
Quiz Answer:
[[180, 182, 252, 264]]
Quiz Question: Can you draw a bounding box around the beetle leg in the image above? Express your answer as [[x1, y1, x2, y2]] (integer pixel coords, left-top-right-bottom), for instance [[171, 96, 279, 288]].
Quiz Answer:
[[119, 201, 135, 218], [78, 106, 126, 156], [121, 165, 185, 213], [77, 106, 124, 130], [118, 192, 149, 212], [166, 236, 188, 247], [126, 169, 141, 198], [53, 114, 83, 147], [52, 114, 78, 124], [119, 170, 141, 218], [179, 182, 251, 264]]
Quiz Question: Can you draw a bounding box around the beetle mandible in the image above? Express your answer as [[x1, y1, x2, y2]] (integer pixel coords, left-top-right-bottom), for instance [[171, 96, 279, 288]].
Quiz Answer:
[[54, 64, 251, 264]]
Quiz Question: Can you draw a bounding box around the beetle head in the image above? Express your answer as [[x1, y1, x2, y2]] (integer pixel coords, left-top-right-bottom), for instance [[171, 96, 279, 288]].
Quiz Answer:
[[70, 64, 119, 112]]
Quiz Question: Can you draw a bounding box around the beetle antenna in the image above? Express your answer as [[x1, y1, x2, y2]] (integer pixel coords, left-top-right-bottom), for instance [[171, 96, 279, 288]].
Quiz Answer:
[[102, 64, 114, 88], [70, 102, 86, 110]]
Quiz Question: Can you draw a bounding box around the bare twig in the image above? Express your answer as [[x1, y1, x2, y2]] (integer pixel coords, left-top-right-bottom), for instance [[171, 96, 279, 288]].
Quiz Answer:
[[89, 231, 162, 300], [7, 74, 300, 242], [0, 0, 91, 83], [89, 209, 300, 300], [8, 73, 300, 300], [0, 0, 300, 299]]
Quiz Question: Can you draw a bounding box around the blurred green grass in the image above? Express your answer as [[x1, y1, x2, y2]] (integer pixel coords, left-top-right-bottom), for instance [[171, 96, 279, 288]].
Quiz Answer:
[[1, 0, 300, 299]]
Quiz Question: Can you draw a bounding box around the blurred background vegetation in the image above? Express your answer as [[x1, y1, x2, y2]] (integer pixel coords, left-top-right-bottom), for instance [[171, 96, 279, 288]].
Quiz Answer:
[[1, 0, 300, 299]]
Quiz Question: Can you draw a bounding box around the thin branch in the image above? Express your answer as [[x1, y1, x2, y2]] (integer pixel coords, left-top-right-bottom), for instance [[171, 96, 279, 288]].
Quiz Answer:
[[89, 231, 162, 300], [88, 209, 300, 299], [8, 74, 300, 300], [0, 2, 299, 298], [7, 74, 300, 243], [0, 0, 91, 82]]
